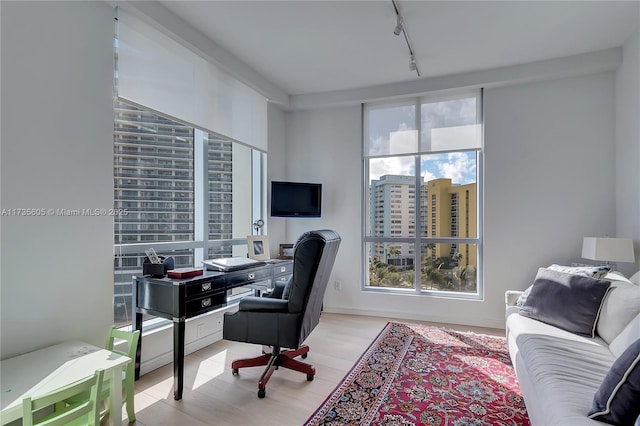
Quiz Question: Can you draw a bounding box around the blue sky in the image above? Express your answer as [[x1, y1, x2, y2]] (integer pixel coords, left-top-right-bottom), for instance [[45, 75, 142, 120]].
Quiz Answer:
[[421, 151, 477, 185], [369, 151, 477, 186]]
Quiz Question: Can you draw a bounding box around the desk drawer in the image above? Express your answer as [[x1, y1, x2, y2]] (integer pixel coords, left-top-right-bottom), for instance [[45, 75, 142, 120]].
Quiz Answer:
[[274, 263, 292, 276], [226, 268, 272, 287], [136, 280, 173, 315], [185, 277, 225, 298], [185, 293, 226, 317]]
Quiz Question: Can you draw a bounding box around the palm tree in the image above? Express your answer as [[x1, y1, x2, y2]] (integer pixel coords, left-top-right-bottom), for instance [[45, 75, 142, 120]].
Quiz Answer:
[[452, 265, 477, 291]]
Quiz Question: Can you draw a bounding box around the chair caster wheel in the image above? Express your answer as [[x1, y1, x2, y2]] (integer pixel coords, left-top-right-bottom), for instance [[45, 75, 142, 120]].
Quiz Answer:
[[258, 389, 266, 398], [301, 353, 308, 359], [232, 368, 239, 375], [307, 374, 314, 381]]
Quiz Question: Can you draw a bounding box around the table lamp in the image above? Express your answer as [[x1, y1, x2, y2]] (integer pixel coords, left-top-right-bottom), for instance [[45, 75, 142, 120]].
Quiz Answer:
[[581, 237, 635, 270]]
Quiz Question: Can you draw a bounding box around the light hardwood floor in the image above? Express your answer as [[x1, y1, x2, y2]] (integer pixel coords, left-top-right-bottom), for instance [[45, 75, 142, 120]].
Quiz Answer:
[[124, 313, 503, 426]]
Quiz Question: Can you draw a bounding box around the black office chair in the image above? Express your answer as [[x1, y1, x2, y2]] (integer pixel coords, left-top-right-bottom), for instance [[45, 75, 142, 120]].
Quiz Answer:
[[223, 229, 341, 398]]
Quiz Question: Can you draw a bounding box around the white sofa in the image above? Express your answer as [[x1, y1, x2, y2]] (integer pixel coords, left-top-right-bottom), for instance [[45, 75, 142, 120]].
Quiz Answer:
[[505, 271, 640, 425]]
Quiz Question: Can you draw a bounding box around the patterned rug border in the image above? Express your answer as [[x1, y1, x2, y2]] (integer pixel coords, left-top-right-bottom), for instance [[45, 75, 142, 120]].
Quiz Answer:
[[304, 321, 528, 426], [306, 321, 402, 423]]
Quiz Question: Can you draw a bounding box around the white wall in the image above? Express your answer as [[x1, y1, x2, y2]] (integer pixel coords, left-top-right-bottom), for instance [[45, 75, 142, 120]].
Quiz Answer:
[[283, 106, 362, 297], [1, 1, 115, 358], [615, 27, 640, 276], [484, 72, 616, 299], [284, 72, 617, 329], [265, 103, 288, 254]]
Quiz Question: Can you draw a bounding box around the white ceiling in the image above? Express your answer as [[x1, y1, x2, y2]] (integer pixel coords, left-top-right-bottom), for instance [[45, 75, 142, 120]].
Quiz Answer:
[[158, 1, 639, 96]]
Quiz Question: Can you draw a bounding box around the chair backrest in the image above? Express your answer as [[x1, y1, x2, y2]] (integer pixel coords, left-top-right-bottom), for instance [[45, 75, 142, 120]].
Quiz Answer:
[[22, 369, 104, 426], [105, 326, 140, 381], [286, 229, 341, 344]]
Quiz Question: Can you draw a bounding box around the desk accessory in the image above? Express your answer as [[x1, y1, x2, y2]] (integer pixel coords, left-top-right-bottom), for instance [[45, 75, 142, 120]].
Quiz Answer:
[[143, 255, 174, 277], [247, 235, 271, 260], [167, 268, 204, 279], [279, 243, 294, 259], [144, 248, 161, 264]]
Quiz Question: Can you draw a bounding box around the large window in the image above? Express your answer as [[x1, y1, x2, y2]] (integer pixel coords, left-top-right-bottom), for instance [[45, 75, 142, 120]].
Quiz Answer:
[[364, 92, 482, 297], [113, 101, 265, 327]]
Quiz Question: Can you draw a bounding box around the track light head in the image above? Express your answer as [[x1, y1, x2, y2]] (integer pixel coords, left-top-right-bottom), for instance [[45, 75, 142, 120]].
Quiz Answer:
[[393, 15, 403, 36], [409, 55, 417, 71]]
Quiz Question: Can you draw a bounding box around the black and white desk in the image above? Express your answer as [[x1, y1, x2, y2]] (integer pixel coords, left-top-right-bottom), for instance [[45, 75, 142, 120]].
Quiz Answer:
[[132, 259, 293, 400]]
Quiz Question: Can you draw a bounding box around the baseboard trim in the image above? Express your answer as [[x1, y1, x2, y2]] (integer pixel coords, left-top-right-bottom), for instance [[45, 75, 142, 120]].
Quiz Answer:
[[140, 331, 223, 376], [139, 308, 504, 375], [137, 305, 236, 376], [322, 307, 505, 331]]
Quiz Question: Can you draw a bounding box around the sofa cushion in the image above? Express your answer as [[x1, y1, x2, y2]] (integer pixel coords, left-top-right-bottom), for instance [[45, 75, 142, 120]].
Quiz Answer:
[[604, 271, 633, 285], [588, 339, 640, 425], [597, 281, 640, 344], [610, 313, 640, 359], [520, 268, 611, 337], [506, 312, 614, 425]]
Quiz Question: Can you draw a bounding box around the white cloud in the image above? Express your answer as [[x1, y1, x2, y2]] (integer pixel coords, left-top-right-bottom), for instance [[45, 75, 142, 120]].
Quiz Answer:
[[368, 125, 417, 156], [438, 152, 476, 184], [421, 169, 437, 183], [369, 156, 414, 182], [368, 135, 387, 156]]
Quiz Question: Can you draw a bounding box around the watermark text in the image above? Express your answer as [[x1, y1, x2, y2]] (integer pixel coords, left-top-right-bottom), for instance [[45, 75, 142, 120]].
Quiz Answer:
[[1, 208, 129, 217]]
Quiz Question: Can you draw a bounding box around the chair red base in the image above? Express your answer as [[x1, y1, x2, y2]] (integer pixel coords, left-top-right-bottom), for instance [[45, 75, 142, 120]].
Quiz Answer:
[[231, 345, 315, 398]]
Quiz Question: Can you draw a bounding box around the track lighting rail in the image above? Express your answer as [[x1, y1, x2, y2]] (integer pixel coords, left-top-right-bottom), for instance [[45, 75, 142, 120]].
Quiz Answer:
[[392, 0, 420, 77]]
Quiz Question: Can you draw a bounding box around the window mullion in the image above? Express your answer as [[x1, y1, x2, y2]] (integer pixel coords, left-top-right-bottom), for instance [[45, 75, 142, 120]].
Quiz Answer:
[[414, 99, 422, 293], [194, 129, 207, 266]]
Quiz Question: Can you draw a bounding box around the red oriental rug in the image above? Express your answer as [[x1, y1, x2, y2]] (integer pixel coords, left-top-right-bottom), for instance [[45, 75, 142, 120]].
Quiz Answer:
[[305, 322, 529, 426]]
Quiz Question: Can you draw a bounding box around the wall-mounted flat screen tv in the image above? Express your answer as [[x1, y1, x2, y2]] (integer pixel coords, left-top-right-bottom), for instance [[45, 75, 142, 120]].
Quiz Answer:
[[270, 181, 322, 217]]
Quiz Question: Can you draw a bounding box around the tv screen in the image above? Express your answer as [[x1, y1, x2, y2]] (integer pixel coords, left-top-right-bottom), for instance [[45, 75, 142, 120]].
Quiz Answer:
[[271, 181, 322, 217]]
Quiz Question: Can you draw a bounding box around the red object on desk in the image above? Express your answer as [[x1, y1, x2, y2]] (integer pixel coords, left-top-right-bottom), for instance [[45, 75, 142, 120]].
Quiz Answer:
[[167, 268, 204, 279]]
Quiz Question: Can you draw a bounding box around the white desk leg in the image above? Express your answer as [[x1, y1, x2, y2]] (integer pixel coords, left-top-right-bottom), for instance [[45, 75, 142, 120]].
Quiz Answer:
[[108, 366, 124, 426]]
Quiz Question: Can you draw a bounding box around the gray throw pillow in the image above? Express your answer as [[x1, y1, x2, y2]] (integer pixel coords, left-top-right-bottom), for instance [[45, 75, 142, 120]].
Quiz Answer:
[[519, 268, 611, 337], [588, 339, 640, 425], [515, 264, 612, 307]]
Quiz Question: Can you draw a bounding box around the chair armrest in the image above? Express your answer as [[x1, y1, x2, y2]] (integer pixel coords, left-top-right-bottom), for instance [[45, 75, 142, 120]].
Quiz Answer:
[[266, 281, 288, 299], [505, 290, 523, 307], [239, 296, 288, 312]]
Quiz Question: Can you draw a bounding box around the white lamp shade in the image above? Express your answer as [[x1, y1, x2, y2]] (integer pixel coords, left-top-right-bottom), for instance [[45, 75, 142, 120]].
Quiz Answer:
[[582, 237, 635, 263]]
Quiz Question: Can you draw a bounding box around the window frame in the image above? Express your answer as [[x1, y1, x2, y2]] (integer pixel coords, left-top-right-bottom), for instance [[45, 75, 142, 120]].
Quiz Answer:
[[362, 90, 484, 299], [113, 99, 267, 328]]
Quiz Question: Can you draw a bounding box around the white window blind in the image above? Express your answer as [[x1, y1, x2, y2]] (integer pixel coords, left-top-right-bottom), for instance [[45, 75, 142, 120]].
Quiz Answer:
[[420, 97, 481, 153], [364, 94, 481, 157], [364, 101, 417, 157], [117, 8, 267, 152]]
